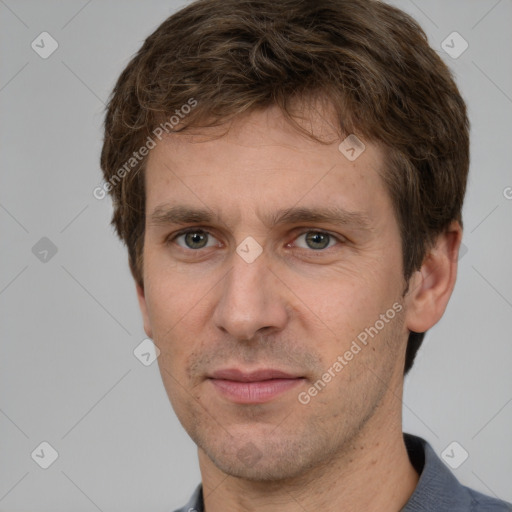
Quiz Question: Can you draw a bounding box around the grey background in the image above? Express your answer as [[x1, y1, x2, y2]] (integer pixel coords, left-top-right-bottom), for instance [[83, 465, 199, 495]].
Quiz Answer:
[[1, 0, 511, 510]]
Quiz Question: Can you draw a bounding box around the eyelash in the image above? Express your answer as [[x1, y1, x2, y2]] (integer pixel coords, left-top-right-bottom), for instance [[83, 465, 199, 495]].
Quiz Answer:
[[166, 227, 344, 252]]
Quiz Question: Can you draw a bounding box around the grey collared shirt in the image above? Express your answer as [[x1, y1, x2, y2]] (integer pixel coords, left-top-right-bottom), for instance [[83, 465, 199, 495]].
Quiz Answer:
[[172, 433, 512, 511]]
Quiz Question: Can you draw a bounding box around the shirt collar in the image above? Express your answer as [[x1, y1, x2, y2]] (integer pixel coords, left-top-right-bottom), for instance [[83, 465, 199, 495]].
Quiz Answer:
[[401, 433, 474, 511]]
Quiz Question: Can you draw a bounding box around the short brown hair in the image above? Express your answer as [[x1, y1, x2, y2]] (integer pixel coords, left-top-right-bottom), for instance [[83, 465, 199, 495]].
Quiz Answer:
[[100, 0, 470, 374]]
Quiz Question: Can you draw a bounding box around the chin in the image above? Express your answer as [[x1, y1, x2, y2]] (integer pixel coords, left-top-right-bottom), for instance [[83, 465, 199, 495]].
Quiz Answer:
[[201, 436, 321, 482]]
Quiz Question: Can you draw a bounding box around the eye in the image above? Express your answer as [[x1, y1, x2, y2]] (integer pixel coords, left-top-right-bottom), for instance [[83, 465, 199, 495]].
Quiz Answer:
[[171, 229, 220, 250], [167, 228, 343, 253], [292, 230, 341, 251]]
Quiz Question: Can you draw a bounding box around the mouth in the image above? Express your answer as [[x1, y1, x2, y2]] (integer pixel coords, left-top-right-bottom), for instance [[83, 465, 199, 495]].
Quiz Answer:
[[206, 368, 306, 404]]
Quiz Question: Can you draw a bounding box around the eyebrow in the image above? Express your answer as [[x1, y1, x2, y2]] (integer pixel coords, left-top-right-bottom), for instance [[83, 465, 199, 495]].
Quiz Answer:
[[149, 204, 373, 231]]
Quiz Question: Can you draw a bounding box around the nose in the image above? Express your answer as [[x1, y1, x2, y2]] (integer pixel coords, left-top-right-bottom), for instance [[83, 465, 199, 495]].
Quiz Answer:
[[212, 247, 289, 341]]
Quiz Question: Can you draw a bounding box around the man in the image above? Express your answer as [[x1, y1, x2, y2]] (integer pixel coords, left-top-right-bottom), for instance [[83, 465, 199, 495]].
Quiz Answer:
[[100, 0, 512, 510]]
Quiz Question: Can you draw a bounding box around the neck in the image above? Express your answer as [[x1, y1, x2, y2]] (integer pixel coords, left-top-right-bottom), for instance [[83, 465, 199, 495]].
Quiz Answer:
[[198, 380, 419, 512]]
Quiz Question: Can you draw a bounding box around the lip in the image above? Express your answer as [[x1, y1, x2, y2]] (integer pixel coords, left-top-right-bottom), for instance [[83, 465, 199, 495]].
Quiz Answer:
[[207, 368, 305, 404], [209, 368, 302, 382]]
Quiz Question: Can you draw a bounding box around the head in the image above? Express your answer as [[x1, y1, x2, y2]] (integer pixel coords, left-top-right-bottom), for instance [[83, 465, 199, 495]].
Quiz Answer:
[[100, 0, 469, 481]]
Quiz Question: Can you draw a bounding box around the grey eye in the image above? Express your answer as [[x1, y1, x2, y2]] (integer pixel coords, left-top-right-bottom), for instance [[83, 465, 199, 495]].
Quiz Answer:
[[295, 231, 335, 250], [176, 230, 217, 250]]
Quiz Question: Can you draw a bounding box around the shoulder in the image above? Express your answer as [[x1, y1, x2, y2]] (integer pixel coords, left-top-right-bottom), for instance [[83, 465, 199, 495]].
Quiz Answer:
[[465, 486, 512, 511], [402, 433, 512, 512]]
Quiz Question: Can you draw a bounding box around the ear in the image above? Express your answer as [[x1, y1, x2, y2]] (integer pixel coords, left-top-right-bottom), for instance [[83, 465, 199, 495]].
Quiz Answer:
[[136, 281, 153, 339], [404, 221, 463, 333]]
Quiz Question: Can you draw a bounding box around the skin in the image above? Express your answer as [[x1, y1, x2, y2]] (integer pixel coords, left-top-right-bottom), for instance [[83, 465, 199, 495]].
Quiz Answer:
[[136, 104, 462, 512]]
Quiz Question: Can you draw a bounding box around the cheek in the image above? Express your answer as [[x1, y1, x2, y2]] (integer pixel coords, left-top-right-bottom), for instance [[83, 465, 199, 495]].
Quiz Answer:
[[143, 268, 198, 354], [144, 241, 205, 316], [288, 262, 404, 373], [290, 260, 390, 325]]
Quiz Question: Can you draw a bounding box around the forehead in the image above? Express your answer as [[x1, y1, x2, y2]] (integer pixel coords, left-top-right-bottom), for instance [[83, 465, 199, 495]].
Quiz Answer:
[[143, 106, 391, 225]]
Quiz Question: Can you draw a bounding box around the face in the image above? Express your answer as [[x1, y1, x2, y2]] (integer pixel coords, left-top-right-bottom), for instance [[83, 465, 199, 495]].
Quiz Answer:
[[137, 105, 413, 481]]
